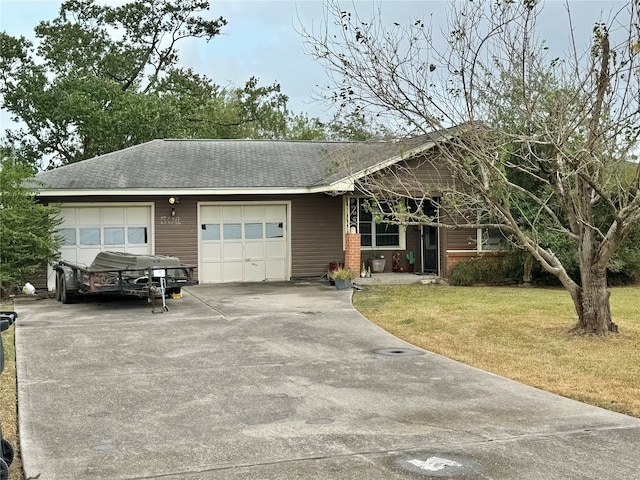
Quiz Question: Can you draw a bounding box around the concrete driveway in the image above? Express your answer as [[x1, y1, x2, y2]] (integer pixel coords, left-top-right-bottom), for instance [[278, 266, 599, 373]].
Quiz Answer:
[[14, 282, 640, 479]]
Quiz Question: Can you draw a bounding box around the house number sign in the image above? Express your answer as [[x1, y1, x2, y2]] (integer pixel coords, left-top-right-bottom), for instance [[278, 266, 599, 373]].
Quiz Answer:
[[160, 215, 181, 225]]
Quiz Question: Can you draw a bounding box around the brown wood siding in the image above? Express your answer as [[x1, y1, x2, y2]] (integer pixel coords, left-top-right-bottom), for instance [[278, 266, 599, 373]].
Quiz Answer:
[[401, 151, 455, 188], [154, 196, 198, 273], [290, 194, 344, 278], [446, 228, 477, 250]]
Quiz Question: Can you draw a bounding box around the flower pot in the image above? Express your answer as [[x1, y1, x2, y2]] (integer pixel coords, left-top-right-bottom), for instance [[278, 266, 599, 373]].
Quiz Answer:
[[334, 279, 351, 290], [371, 258, 386, 273]]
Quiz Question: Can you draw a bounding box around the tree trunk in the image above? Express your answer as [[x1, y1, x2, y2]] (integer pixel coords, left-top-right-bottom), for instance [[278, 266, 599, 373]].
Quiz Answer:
[[568, 267, 618, 335]]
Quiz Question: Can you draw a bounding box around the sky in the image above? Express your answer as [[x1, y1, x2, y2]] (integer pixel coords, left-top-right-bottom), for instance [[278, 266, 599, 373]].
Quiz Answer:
[[0, 0, 630, 130]]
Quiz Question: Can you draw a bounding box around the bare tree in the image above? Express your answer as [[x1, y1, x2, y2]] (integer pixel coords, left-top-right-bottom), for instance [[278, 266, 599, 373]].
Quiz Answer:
[[301, 0, 640, 334]]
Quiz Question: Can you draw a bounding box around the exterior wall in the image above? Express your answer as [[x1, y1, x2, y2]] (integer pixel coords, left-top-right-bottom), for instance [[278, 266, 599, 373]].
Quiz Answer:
[[290, 194, 344, 278], [446, 228, 477, 250], [42, 193, 346, 283], [154, 195, 198, 271], [400, 150, 456, 189]]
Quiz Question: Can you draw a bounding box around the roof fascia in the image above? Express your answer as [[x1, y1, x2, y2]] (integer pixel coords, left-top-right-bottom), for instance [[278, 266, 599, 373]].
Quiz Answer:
[[34, 185, 356, 197]]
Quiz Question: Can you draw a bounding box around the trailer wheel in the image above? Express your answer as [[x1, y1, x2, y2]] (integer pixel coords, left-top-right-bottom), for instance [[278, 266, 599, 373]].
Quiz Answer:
[[0, 457, 7, 480], [55, 271, 62, 302], [60, 277, 74, 304], [1, 439, 13, 466]]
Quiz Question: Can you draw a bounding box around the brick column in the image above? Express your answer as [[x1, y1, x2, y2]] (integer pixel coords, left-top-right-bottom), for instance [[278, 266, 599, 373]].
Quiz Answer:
[[344, 232, 361, 275]]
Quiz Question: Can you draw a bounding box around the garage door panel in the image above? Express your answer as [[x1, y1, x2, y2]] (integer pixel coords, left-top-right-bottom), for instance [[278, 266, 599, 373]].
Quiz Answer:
[[126, 245, 150, 256], [264, 205, 285, 220], [222, 206, 243, 222], [245, 242, 264, 259], [201, 206, 221, 223], [78, 208, 101, 225], [60, 208, 76, 226], [102, 208, 124, 225], [243, 205, 264, 221], [201, 243, 221, 261], [265, 260, 285, 280], [77, 248, 102, 266], [266, 241, 286, 258], [222, 263, 243, 282], [127, 207, 150, 224], [201, 263, 222, 283], [223, 242, 243, 261], [245, 261, 265, 281]]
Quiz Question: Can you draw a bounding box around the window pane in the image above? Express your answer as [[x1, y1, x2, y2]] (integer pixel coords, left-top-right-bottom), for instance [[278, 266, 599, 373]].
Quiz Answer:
[[359, 203, 372, 221], [79, 227, 100, 245], [104, 227, 125, 245], [128, 227, 147, 244], [223, 223, 242, 240], [201, 224, 220, 241], [266, 222, 284, 238], [359, 222, 372, 234], [60, 228, 76, 246], [483, 228, 506, 251], [375, 223, 400, 247], [245, 223, 263, 240], [361, 234, 372, 247]]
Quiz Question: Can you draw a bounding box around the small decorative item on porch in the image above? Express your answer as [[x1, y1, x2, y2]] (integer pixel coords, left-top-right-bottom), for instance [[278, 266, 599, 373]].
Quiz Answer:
[[361, 263, 371, 278], [392, 252, 401, 272], [406, 251, 416, 272], [370, 252, 386, 273], [330, 268, 356, 290]]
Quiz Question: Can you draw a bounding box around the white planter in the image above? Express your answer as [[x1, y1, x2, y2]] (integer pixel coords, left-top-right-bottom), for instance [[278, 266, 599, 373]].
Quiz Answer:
[[371, 258, 386, 273]]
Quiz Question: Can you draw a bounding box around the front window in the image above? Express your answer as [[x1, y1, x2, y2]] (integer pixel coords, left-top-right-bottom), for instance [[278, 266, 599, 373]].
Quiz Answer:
[[348, 197, 403, 248], [478, 228, 508, 251]]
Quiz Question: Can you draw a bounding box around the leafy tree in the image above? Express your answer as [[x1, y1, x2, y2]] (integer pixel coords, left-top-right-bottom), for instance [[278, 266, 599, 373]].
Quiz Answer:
[[302, 0, 640, 334], [0, 0, 226, 167], [0, 0, 387, 169], [0, 156, 62, 298]]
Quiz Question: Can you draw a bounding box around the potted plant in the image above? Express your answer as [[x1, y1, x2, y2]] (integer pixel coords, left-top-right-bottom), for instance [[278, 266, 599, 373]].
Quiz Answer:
[[406, 251, 416, 272], [329, 268, 356, 290], [370, 252, 386, 273]]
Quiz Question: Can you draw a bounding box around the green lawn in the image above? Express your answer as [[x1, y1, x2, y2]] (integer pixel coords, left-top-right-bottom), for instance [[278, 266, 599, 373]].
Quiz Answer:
[[353, 285, 640, 417]]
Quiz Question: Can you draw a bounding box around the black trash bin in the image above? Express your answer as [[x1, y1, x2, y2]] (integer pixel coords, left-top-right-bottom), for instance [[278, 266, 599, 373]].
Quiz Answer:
[[0, 311, 17, 480]]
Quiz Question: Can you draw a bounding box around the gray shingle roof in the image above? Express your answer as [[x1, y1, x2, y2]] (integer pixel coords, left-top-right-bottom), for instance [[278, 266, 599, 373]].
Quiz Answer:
[[34, 128, 462, 193]]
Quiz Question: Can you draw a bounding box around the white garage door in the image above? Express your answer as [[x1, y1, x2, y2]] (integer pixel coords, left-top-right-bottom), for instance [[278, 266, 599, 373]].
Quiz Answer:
[[199, 204, 289, 283], [57, 204, 153, 267]]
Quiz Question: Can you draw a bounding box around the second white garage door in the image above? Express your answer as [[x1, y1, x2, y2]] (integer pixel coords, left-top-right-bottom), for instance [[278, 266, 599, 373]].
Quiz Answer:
[[199, 203, 289, 283]]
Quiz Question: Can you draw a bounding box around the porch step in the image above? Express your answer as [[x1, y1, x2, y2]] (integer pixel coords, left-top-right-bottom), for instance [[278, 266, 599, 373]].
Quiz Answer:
[[355, 273, 440, 286]]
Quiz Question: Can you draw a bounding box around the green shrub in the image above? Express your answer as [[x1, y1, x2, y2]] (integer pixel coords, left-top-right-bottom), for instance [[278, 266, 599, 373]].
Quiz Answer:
[[449, 255, 516, 286]]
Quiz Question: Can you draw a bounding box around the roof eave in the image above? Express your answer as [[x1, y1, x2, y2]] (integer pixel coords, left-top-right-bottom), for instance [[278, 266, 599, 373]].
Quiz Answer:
[[34, 184, 357, 197]]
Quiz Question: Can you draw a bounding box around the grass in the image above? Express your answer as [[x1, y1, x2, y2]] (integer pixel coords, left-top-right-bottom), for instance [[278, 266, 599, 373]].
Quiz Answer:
[[1, 310, 23, 480], [353, 285, 640, 417]]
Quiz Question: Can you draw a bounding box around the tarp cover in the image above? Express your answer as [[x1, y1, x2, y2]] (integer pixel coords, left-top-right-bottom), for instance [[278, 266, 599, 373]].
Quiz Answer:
[[89, 251, 182, 271]]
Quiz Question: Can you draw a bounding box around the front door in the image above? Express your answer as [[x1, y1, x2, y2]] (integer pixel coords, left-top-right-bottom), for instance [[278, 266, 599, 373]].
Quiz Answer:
[[422, 225, 439, 274]]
